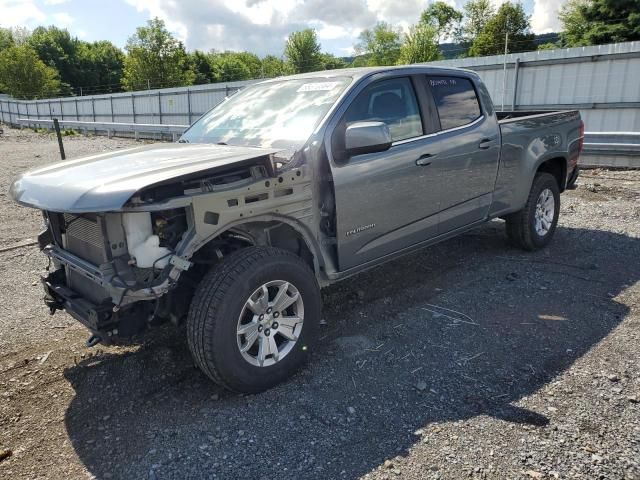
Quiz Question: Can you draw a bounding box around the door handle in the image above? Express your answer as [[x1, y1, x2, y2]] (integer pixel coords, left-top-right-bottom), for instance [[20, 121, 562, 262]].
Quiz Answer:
[[478, 137, 497, 149], [415, 153, 435, 166]]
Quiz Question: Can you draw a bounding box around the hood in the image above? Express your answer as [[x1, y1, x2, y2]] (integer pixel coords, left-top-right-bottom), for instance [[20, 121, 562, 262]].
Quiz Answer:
[[10, 143, 279, 213]]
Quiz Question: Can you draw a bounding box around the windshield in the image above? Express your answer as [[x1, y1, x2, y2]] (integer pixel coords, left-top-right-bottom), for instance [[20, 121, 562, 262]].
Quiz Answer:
[[181, 77, 351, 150]]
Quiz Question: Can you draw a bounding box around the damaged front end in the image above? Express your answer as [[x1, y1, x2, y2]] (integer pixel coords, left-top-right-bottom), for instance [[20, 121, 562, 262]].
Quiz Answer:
[[14, 142, 315, 346], [40, 208, 193, 344]]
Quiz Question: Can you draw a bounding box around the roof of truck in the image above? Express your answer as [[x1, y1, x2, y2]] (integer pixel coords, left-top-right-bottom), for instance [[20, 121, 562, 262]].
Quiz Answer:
[[258, 65, 477, 84]]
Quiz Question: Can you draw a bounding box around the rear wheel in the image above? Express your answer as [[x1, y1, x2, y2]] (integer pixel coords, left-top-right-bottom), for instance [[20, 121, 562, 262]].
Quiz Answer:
[[187, 246, 321, 393], [505, 172, 560, 251]]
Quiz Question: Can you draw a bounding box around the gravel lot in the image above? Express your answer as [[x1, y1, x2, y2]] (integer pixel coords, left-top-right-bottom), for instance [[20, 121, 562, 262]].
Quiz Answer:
[[0, 127, 638, 480]]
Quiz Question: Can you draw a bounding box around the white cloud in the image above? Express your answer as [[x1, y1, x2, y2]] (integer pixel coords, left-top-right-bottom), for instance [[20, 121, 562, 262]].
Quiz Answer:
[[123, 0, 431, 55], [531, 0, 567, 34], [51, 12, 74, 27], [121, 0, 566, 56], [0, 0, 45, 27], [44, 0, 70, 5]]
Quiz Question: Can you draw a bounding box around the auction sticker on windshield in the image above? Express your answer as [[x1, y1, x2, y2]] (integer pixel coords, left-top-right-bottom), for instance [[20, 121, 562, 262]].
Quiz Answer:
[[297, 82, 342, 92]]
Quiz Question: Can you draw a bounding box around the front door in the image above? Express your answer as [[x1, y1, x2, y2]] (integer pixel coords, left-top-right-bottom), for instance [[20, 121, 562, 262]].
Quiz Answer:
[[328, 76, 441, 271]]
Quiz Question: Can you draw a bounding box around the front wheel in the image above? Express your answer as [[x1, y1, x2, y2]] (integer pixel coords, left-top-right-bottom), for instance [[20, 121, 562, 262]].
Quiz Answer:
[[505, 172, 560, 251], [187, 246, 321, 393]]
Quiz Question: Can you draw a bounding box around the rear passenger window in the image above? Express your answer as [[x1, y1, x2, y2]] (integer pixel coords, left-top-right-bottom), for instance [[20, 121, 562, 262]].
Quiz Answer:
[[428, 76, 481, 130]]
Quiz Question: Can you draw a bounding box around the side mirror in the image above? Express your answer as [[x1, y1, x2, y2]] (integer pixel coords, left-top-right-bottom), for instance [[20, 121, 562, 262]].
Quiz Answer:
[[344, 121, 392, 157]]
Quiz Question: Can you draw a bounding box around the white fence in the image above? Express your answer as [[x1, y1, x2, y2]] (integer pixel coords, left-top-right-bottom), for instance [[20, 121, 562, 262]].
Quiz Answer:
[[429, 41, 640, 133], [0, 79, 256, 127]]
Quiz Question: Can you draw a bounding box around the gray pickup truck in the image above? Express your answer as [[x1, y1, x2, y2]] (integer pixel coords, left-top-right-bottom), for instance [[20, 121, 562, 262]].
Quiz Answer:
[[11, 66, 583, 393]]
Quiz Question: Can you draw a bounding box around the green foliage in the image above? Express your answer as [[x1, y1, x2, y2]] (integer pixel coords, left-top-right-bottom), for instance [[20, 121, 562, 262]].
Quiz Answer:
[[211, 53, 252, 81], [261, 55, 290, 78], [27, 26, 78, 95], [398, 23, 442, 64], [122, 17, 193, 91], [212, 51, 262, 80], [188, 50, 219, 85], [355, 22, 402, 66], [537, 42, 559, 50], [320, 53, 347, 70], [0, 28, 15, 51], [560, 0, 640, 46], [559, 0, 591, 47], [460, 0, 495, 43], [469, 2, 535, 56], [420, 1, 463, 43], [0, 45, 60, 99], [76, 41, 124, 93], [284, 29, 323, 73]]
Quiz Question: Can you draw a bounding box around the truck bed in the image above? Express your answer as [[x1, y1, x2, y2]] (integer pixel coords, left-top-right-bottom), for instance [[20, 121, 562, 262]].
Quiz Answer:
[[496, 110, 576, 122]]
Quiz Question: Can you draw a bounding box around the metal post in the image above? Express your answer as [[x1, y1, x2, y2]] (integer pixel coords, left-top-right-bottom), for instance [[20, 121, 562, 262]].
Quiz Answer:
[[48, 100, 52, 120], [74, 98, 79, 121], [91, 97, 96, 122], [52, 118, 66, 160], [511, 57, 520, 111], [187, 89, 192, 125], [501, 30, 509, 112], [60, 99, 64, 120], [131, 94, 136, 124], [110, 96, 114, 122], [158, 91, 162, 124]]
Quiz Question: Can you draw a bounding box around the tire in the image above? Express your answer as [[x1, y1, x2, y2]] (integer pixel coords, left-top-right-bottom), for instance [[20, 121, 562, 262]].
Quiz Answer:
[[505, 172, 560, 251], [187, 246, 321, 393]]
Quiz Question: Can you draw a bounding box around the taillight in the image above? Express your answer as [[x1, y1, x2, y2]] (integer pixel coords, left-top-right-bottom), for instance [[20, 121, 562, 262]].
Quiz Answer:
[[578, 120, 585, 155]]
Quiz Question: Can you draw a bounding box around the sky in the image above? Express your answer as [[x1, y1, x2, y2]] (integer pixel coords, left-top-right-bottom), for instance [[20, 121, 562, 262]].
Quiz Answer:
[[0, 0, 568, 57]]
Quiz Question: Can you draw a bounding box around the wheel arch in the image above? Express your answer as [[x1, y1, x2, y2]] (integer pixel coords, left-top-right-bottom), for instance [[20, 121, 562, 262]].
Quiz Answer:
[[191, 214, 324, 275], [535, 155, 568, 192]]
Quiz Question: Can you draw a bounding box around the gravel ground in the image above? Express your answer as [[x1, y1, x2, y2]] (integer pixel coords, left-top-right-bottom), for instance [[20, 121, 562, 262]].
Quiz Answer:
[[0, 127, 638, 480]]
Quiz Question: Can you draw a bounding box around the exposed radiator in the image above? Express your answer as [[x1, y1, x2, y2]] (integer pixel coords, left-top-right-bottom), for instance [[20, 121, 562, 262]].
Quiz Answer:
[[62, 213, 107, 266]]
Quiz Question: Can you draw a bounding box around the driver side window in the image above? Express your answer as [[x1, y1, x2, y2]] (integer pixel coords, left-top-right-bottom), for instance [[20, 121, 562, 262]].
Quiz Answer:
[[344, 77, 423, 142]]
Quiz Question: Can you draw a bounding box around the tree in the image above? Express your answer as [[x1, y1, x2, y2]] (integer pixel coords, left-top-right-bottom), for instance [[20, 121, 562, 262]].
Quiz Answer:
[[0, 28, 15, 51], [11, 27, 30, 46], [460, 0, 495, 43], [211, 53, 252, 82], [261, 55, 289, 78], [355, 22, 402, 66], [284, 29, 323, 73], [28, 26, 79, 95], [420, 1, 463, 44], [0, 45, 60, 98], [560, 0, 640, 47], [76, 41, 125, 93], [537, 42, 559, 50], [398, 23, 442, 64], [558, 0, 591, 47], [122, 18, 193, 91], [469, 2, 535, 56], [188, 50, 220, 84], [320, 53, 347, 70]]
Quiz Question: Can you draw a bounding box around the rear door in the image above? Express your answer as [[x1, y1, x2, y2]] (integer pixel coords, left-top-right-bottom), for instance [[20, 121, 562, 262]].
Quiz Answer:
[[328, 75, 442, 271], [419, 75, 501, 232]]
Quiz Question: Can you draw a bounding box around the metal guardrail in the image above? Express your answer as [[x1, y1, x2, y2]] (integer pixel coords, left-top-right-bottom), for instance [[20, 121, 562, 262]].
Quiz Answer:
[[583, 132, 640, 155], [582, 132, 640, 168], [16, 118, 640, 167], [17, 118, 189, 141]]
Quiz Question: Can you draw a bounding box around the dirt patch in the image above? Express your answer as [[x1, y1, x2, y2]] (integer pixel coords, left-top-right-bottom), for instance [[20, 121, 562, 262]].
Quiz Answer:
[[0, 127, 639, 480]]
